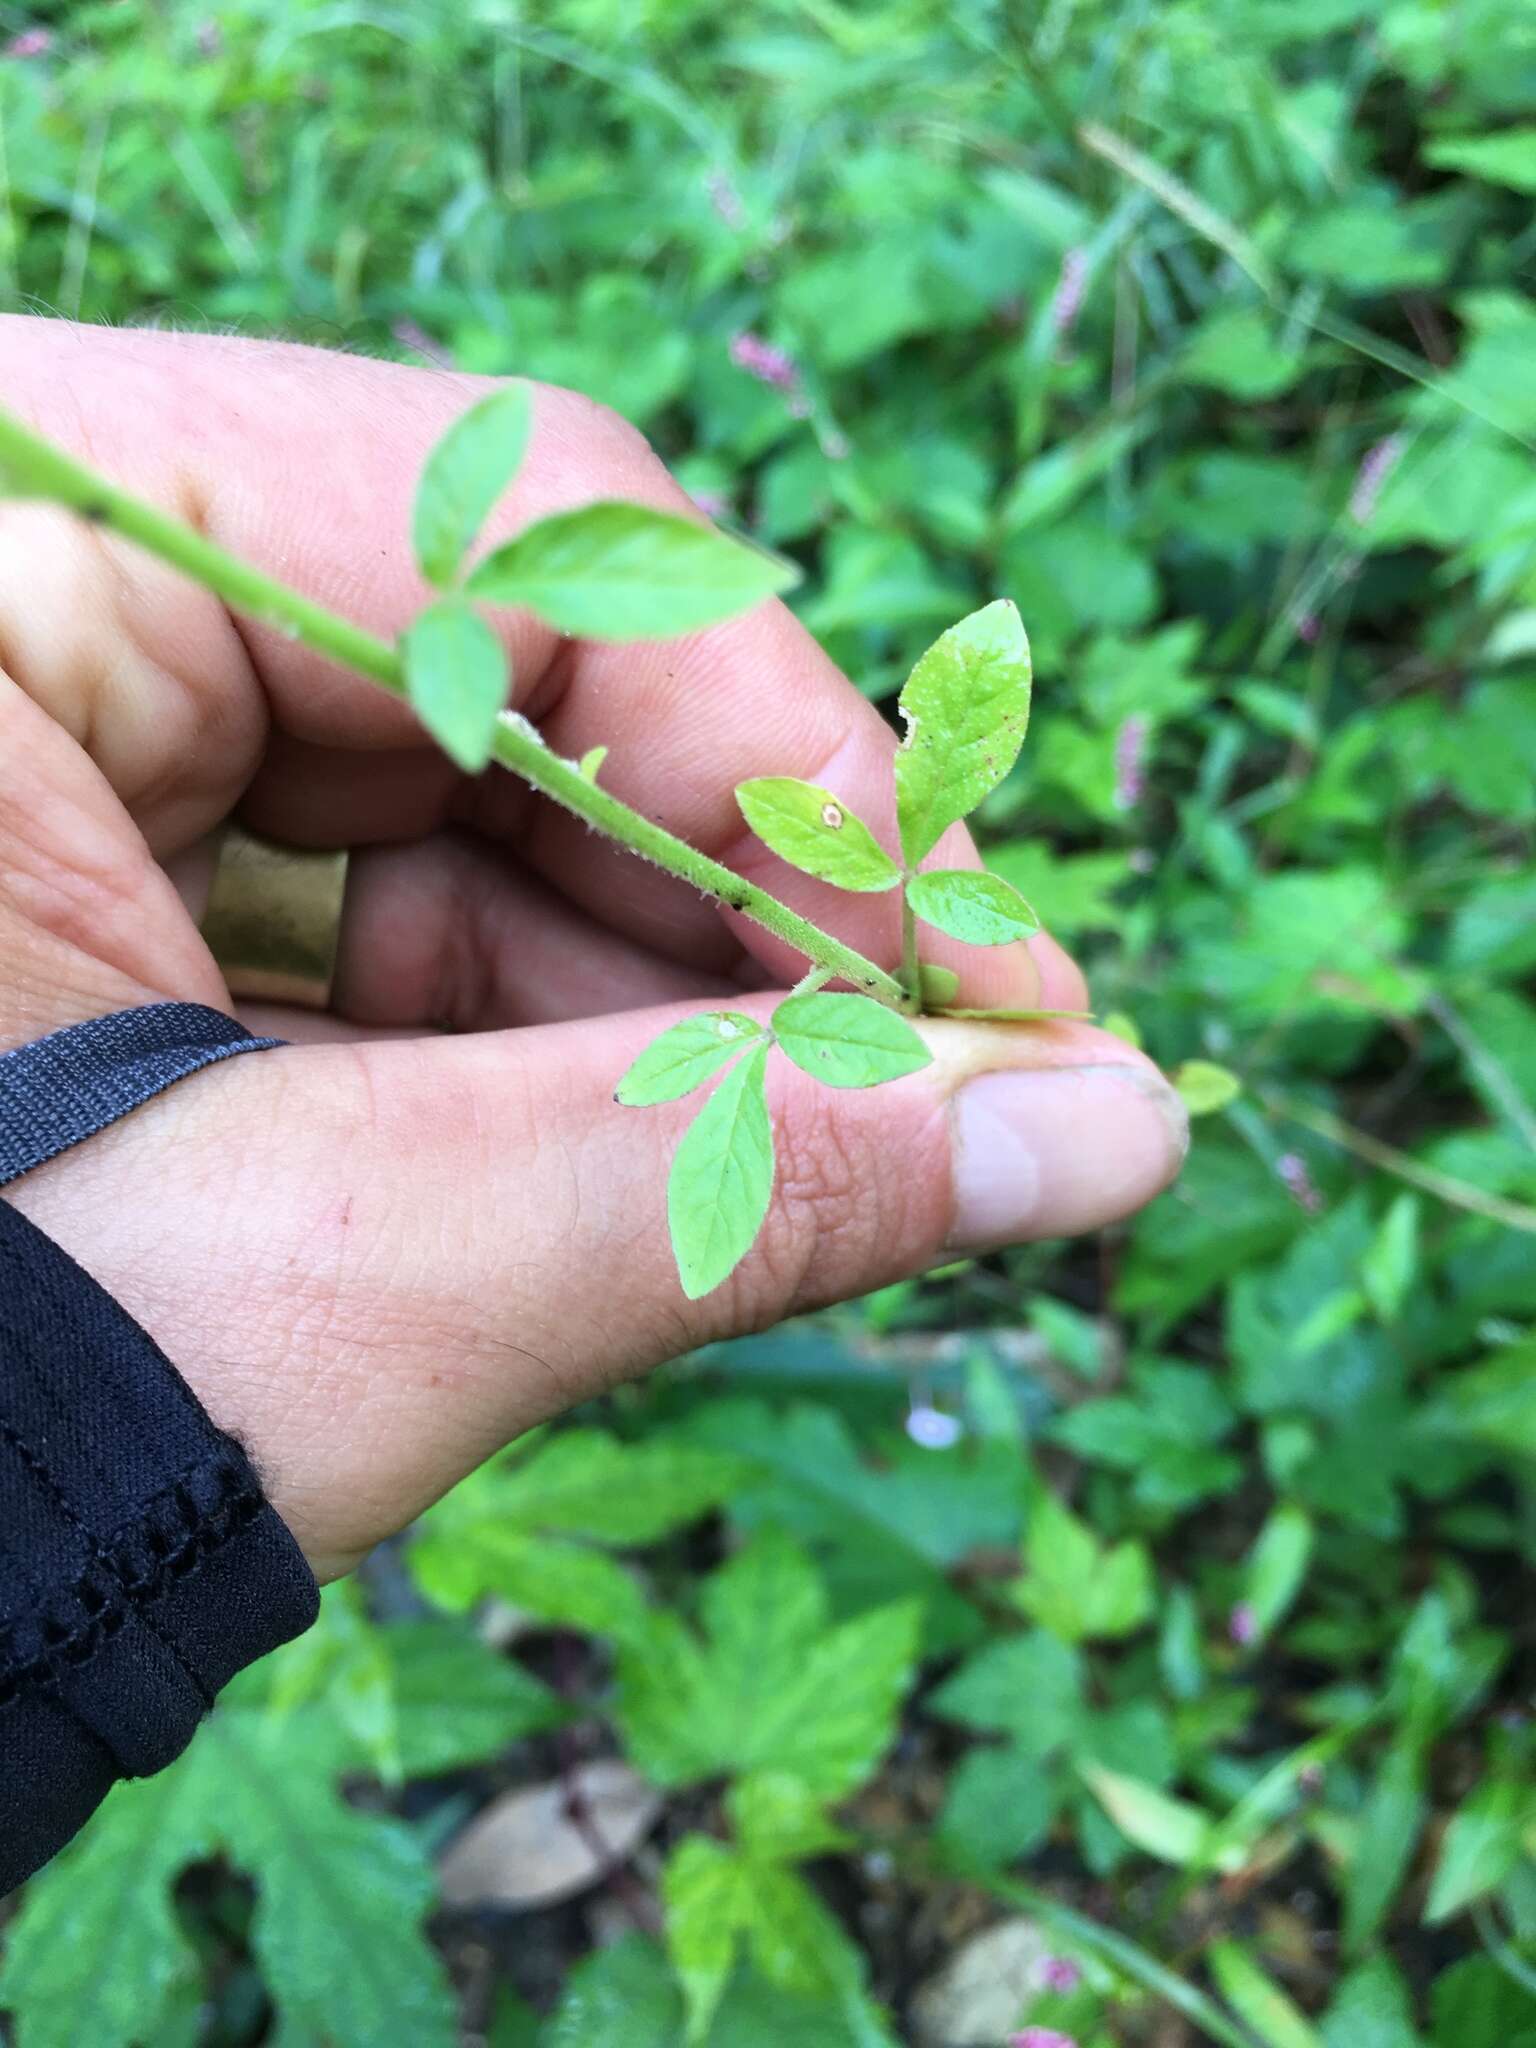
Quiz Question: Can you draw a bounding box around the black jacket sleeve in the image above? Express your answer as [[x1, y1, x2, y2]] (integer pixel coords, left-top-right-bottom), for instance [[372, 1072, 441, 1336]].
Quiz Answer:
[[0, 1007, 319, 1894]]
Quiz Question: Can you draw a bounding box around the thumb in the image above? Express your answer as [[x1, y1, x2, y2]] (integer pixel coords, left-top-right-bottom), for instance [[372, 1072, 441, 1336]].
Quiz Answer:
[[5, 1006, 1186, 1578]]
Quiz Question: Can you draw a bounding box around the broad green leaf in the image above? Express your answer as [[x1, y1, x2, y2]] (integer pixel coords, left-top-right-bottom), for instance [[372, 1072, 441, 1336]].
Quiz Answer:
[[905, 867, 1039, 945], [771, 991, 932, 1089], [1078, 1763, 1214, 1868], [411, 384, 532, 587], [1207, 1941, 1324, 2048], [1242, 1503, 1315, 1640], [1426, 1779, 1529, 1922], [668, 1045, 775, 1298], [937, 1744, 1059, 1867], [1173, 1060, 1243, 1116], [1362, 1195, 1419, 1322], [400, 597, 509, 773], [617, 1012, 765, 1105], [894, 600, 1032, 865], [1419, 1341, 1536, 1460], [467, 501, 795, 639], [735, 778, 901, 891], [1342, 1737, 1426, 1953], [928, 1629, 1087, 1756], [497, 1429, 749, 1544], [728, 1774, 851, 1863], [616, 1532, 919, 1799], [1014, 1489, 1154, 1642], [410, 1521, 651, 1643], [0, 1625, 477, 2048], [1322, 1956, 1424, 2048], [1425, 129, 1536, 193]]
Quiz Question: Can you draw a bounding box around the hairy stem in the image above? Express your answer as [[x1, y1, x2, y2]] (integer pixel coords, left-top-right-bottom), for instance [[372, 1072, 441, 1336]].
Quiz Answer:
[[0, 402, 912, 1012]]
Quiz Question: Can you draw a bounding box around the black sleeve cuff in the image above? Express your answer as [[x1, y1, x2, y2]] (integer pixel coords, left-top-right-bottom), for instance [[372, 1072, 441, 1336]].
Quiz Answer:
[[0, 1196, 319, 1892]]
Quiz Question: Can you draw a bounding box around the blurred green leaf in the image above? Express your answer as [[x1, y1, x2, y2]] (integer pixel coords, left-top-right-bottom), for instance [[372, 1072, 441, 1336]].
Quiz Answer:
[[401, 597, 509, 773]]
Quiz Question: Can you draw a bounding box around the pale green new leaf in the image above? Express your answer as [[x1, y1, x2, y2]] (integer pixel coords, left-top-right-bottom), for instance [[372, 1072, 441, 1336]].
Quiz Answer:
[[1207, 1941, 1325, 2048], [1242, 1503, 1315, 1640], [771, 991, 932, 1088], [617, 1012, 765, 1105], [664, 1836, 752, 2045], [728, 1773, 852, 1863], [735, 778, 901, 892], [668, 1045, 775, 1298], [906, 868, 1039, 945], [400, 597, 509, 773], [411, 384, 533, 587], [409, 1521, 651, 1644], [894, 600, 1032, 864], [1078, 1762, 1215, 1868], [1173, 1059, 1243, 1116], [499, 1428, 749, 1545], [467, 501, 795, 639]]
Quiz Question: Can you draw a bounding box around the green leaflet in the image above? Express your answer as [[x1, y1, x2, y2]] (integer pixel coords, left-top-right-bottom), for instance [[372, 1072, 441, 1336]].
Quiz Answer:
[[1241, 1503, 1315, 1641], [1424, 1778, 1528, 1923], [1077, 1763, 1217, 1869], [894, 600, 1032, 865], [467, 501, 796, 639], [617, 1012, 765, 1105], [735, 778, 901, 891], [410, 384, 533, 588], [1207, 1941, 1325, 2048], [906, 867, 1039, 945], [771, 991, 932, 1088], [1172, 1059, 1243, 1115], [400, 596, 509, 773], [668, 1044, 775, 1298]]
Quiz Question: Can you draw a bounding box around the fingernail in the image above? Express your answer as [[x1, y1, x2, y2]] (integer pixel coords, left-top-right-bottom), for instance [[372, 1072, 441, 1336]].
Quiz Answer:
[[948, 1063, 1188, 1252]]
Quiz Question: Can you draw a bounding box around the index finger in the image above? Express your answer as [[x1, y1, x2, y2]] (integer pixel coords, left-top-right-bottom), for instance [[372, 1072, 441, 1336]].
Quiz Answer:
[[0, 318, 1072, 1008]]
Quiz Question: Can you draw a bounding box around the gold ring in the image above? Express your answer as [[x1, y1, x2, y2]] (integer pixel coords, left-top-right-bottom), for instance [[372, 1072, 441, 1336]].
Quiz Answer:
[[200, 823, 351, 1011]]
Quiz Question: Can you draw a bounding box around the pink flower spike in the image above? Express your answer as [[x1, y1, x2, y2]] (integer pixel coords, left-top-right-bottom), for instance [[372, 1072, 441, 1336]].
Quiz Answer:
[[1229, 1601, 1258, 1647], [1010, 2030, 1079, 2048], [1276, 1151, 1324, 1212], [1036, 1955, 1083, 1994], [1051, 247, 1088, 339], [1113, 715, 1149, 811], [1348, 432, 1405, 526], [4, 27, 53, 57], [728, 330, 799, 394]]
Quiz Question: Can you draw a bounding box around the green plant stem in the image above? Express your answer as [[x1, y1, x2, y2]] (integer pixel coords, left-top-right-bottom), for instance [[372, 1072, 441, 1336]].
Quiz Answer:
[[899, 885, 920, 1003], [0, 402, 912, 1013], [1261, 1087, 1536, 1235]]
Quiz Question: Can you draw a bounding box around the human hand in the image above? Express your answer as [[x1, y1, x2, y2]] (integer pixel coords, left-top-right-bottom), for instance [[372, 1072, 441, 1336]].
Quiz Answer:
[[0, 319, 1186, 1580]]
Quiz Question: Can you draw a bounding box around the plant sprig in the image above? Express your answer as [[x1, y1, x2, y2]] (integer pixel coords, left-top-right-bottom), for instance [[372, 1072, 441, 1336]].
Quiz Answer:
[[0, 389, 1073, 1299]]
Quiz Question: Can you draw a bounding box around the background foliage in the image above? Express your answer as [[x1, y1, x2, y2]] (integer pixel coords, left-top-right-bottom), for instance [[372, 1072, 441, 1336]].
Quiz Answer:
[[2, 0, 1535, 2042]]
